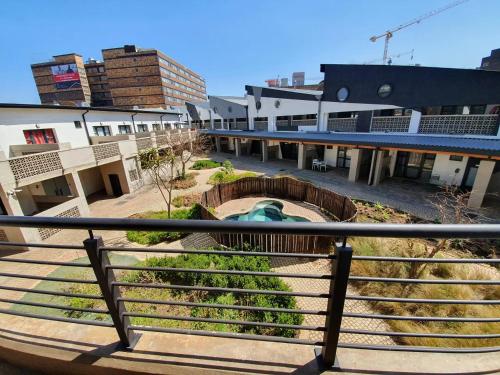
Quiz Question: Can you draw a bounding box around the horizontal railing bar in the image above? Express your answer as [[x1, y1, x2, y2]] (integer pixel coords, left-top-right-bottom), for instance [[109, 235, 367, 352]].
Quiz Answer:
[[346, 295, 499, 305], [107, 265, 332, 279], [0, 298, 109, 314], [342, 312, 500, 323], [0, 309, 113, 327], [123, 312, 324, 331], [117, 297, 327, 315], [113, 282, 330, 298], [129, 325, 322, 345], [352, 255, 500, 264], [0, 258, 91, 267], [337, 342, 500, 354], [0, 285, 104, 300], [0, 241, 84, 250], [1, 216, 499, 239], [0, 272, 97, 284], [340, 328, 500, 339], [102, 246, 334, 259], [349, 276, 499, 285]]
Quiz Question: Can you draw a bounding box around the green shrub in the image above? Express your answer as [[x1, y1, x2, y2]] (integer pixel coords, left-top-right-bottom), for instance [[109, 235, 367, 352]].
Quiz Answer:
[[190, 159, 221, 170], [126, 205, 201, 245], [172, 193, 202, 208], [208, 171, 257, 185], [125, 248, 303, 337], [222, 160, 234, 174]]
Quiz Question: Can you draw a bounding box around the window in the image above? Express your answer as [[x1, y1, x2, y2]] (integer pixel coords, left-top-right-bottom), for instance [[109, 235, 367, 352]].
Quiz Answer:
[[137, 124, 148, 132], [449, 155, 464, 162], [93, 126, 111, 136], [336, 87, 349, 102], [377, 84, 392, 98], [23, 129, 56, 144], [118, 125, 131, 134], [469, 105, 486, 115], [74, 121, 82, 129], [152, 123, 161, 131]]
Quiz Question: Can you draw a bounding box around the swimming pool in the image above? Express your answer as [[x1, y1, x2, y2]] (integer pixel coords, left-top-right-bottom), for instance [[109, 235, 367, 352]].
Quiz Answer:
[[224, 200, 310, 222]]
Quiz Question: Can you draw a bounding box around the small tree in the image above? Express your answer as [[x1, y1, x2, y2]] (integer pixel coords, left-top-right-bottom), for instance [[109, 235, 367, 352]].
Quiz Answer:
[[175, 133, 211, 179], [139, 148, 177, 218]]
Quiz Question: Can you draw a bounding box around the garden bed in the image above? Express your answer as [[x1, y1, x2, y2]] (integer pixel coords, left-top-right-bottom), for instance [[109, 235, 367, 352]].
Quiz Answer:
[[190, 159, 221, 170], [172, 172, 198, 190]]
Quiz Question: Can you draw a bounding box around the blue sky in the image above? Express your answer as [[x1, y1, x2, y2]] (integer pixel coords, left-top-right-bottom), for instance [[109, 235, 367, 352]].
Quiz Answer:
[[0, 0, 498, 103]]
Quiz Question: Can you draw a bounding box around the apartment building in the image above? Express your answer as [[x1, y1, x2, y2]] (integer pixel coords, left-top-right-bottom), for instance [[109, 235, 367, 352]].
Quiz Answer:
[[0, 103, 193, 245], [31, 53, 92, 106], [191, 64, 500, 210], [31, 45, 207, 109]]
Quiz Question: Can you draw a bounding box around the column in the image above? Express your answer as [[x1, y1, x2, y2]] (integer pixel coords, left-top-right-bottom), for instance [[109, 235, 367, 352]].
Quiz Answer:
[[248, 117, 255, 131], [389, 151, 398, 177], [467, 160, 495, 208], [348, 149, 362, 182], [215, 137, 221, 153], [235, 138, 241, 158], [408, 110, 422, 134], [298, 143, 307, 169], [370, 150, 386, 186], [233, 118, 237, 130], [261, 140, 268, 162], [267, 116, 275, 132]]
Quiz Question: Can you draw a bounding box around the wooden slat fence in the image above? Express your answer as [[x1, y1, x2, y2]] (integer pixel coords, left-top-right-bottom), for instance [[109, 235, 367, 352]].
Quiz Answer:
[[199, 177, 357, 254]]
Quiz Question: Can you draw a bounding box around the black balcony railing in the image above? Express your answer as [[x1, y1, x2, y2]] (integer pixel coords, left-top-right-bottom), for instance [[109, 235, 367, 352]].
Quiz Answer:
[[0, 216, 498, 370]]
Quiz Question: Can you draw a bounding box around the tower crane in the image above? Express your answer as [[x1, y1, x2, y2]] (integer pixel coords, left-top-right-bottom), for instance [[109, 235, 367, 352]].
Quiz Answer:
[[369, 0, 469, 64], [364, 49, 415, 65]]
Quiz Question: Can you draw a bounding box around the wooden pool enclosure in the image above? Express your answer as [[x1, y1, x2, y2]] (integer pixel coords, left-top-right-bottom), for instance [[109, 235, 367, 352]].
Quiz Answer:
[[199, 176, 357, 253]]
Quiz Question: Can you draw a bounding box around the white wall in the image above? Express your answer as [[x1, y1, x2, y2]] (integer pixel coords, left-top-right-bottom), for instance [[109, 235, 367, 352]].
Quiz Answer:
[[430, 154, 469, 186], [0, 108, 90, 155], [324, 145, 338, 167], [78, 167, 105, 197]]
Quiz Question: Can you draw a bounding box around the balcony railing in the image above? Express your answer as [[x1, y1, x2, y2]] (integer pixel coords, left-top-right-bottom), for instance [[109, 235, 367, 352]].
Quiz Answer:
[[418, 114, 499, 136], [91, 142, 121, 162], [371, 116, 411, 133], [292, 119, 317, 127], [254, 120, 268, 131], [8, 150, 62, 181], [328, 118, 357, 132], [0, 216, 498, 370]]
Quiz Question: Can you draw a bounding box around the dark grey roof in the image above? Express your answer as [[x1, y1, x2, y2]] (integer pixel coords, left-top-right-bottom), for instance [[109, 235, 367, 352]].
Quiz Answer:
[[203, 130, 500, 157], [0, 103, 179, 115]]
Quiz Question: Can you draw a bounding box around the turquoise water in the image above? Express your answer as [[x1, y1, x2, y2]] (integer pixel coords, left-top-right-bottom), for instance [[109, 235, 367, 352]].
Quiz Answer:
[[225, 200, 310, 222]]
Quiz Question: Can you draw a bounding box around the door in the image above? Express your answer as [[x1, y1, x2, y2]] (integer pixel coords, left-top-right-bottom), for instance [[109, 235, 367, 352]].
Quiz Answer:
[[462, 158, 480, 189], [108, 174, 123, 197]]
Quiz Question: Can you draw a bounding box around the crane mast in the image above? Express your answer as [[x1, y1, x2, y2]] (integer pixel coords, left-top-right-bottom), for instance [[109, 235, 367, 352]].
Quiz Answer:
[[369, 0, 469, 64]]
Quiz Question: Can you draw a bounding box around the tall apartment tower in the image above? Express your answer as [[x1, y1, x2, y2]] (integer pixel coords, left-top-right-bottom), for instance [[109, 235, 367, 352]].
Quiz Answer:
[[102, 45, 207, 109], [31, 53, 92, 106], [31, 45, 207, 109], [84, 58, 113, 107]]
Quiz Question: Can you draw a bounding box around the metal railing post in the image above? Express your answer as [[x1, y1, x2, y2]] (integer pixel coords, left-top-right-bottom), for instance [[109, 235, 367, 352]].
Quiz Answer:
[[83, 235, 138, 348], [320, 243, 353, 369]]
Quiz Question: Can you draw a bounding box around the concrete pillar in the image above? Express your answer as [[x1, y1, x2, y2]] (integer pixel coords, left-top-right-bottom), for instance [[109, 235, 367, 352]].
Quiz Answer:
[[248, 117, 255, 131], [235, 138, 241, 157], [298, 143, 307, 169], [261, 140, 268, 162], [267, 116, 275, 132], [369, 150, 386, 186], [215, 137, 221, 153], [467, 160, 495, 208], [233, 118, 237, 130], [389, 150, 398, 177], [408, 110, 422, 134], [348, 149, 362, 182]]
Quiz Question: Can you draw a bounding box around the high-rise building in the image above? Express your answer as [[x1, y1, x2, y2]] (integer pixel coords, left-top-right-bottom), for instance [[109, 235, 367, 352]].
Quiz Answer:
[[31, 45, 207, 109], [31, 53, 92, 106], [101, 45, 206, 109], [292, 72, 305, 87], [480, 48, 500, 71]]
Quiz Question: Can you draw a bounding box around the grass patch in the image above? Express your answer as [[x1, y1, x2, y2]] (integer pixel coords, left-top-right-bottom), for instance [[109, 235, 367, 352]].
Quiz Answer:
[[190, 159, 221, 170], [172, 172, 198, 190], [59, 247, 302, 338], [349, 236, 500, 347], [126, 205, 201, 245], [172, 193, 202, 208], [208, 171, 257, 185]]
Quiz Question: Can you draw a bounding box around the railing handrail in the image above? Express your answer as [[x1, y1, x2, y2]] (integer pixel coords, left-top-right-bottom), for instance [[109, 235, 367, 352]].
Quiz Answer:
[[0, 215, 499, 238]]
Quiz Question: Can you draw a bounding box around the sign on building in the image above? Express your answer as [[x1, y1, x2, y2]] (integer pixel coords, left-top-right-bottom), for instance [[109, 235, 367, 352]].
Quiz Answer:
[[51, 64, 81, 89]]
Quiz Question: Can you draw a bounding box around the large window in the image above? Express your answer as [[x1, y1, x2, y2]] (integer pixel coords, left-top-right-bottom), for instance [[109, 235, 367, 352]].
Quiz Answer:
[[118, 125, 131, 134], [93, 126, 111, 136], [137, 124, 148, 132], [23, 129, 56, 144], [152, 123, 161, 131], [395, 152, 436, 181]]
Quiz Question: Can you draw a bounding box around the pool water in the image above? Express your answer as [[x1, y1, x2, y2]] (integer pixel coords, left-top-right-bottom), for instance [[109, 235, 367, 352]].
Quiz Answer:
[[224, 200, 310, 222]]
